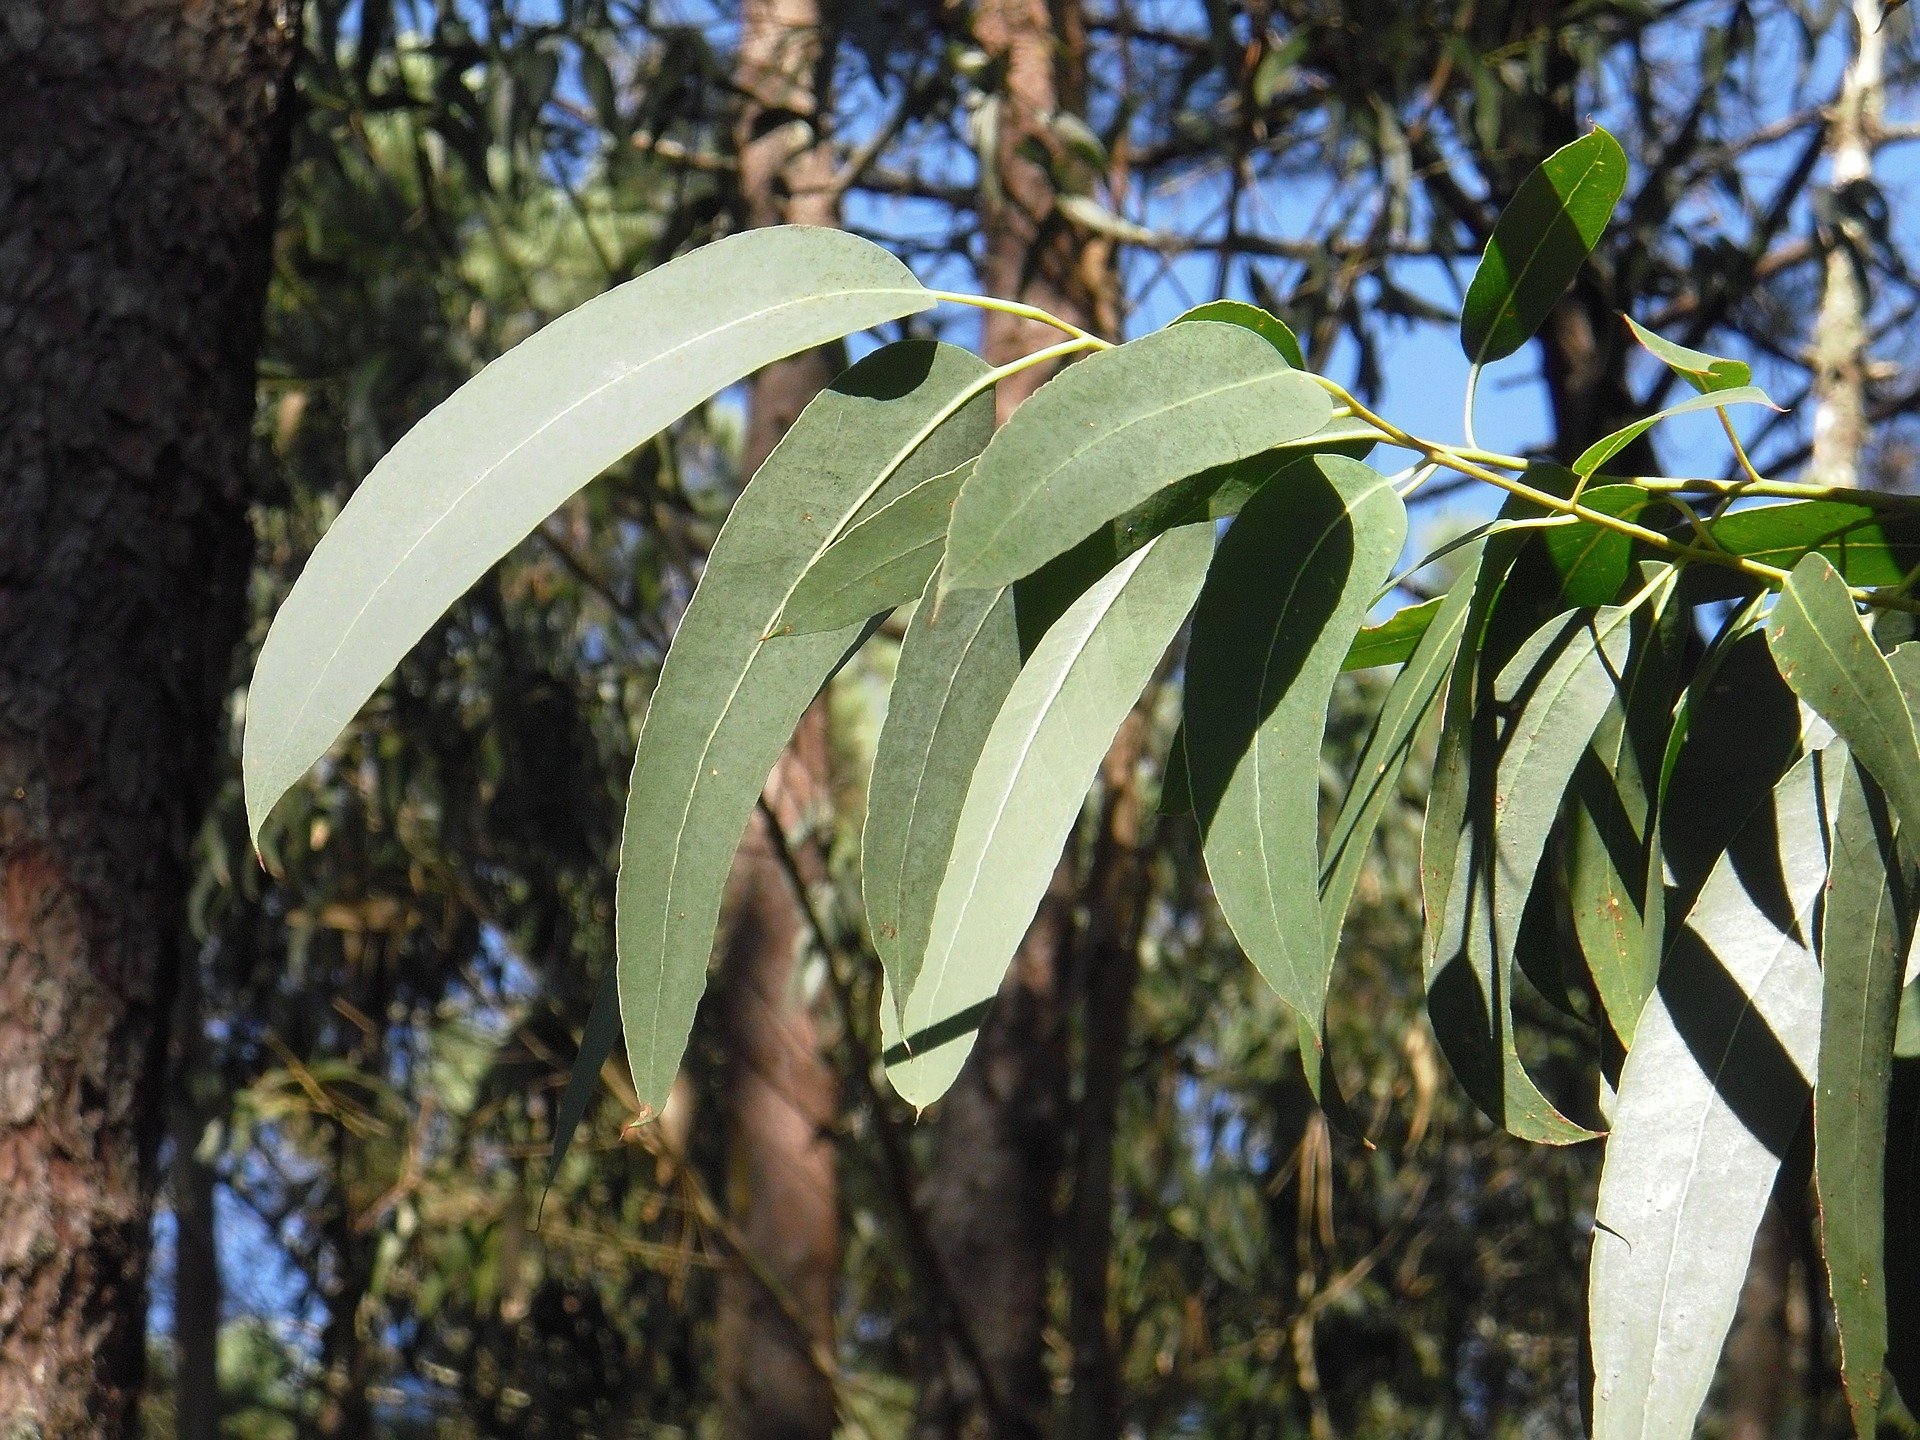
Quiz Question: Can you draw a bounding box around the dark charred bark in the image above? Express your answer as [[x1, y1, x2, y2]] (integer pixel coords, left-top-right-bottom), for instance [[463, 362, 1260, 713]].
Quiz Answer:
[[0, 0, 297, 1431], [712, 5, 844, 1436]]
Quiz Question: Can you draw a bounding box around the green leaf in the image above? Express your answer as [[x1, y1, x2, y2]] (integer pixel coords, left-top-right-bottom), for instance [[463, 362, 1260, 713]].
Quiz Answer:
[[1767, 553, 1920, 840], [1816, 756, 1912, 1440], [1571, 386, 1774, 480], [1172, 298, 1305, 368], [1426, 585, 1655, 1143], [863, 576, 1021, 1015], [1567, 578, 1685, 1045], [614, 341, 994, 1115], [1699, 500, 1920, 592], [1625, 315, 1754, 394], [1887, 1053, 1920, 1411], [888, 522, 1215, 1107], [1343, 596, 1444, 671], [1159, 723, 1192, 816], [942, 321, 1333, 593], [1460, 128, 1628, 365], [1321, 558, 1476, 953], [243, 226, 933, 842], [1539, 482, 1661, 606], [1590, 746, 1838, 1440], [776, 458, 976, 635], [1187, 457, 1406, 1033]]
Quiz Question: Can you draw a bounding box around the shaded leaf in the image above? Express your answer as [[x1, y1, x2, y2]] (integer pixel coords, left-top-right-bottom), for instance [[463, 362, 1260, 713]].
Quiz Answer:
[[1460, 129, 1628, 365], [245, 226, 932, 840], [1539, 482, 1661, 606], [889, 522, 1215, 1107], [943, 321, 1332, 593], [1590, 746, 1837, 1440], [863, 577, 1021, 1014], [615, 341, 994, 1114], [1699, 499, 1920, 592], [547, 965, 619, 1186], [1816, 757, 1912, 1439], [1187, 457, 1406, 1033]]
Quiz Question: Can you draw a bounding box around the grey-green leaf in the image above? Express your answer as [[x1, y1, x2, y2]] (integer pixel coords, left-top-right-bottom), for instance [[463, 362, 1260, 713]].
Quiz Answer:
[[1460, 128, 1628, 365], [1817, 756, 1911, 1440], [1321, 557, 1476, 954], [942, 321, 1333, 593], [244, 226, 933, 841], [1172, 298, 1305, 368], [777, 459, 977, 636], [1427, 590, 1653, 1144], [1768, 552, 1920, 839], [1590, 746, 1838, 1440], [615, 341, 994, 1116], [889, 522, 1215, 1108], [1187, 456, 1407, 1033], [1572, 385, 1774, 480], [863, 575, 1021, 1014], [1343, 596, 1445, 672]]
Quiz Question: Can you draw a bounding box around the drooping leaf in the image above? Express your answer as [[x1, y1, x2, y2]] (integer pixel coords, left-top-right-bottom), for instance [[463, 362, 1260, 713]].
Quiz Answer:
[[889, 523, 1215, 1107], [614, 341, 994, 1115], [776, 459, 977, 635], [863, 576, 1021, 1015], [1426, 584, 1656, 1144], [1571, 386, 1774, 481], [1888, 1053, 1920, 1410], [1460, 128, 1628, 365], [1625, 315, 1754, 394], [1322, 558, 1476, 954], [1187, 457, 1406, 1033], [1172, 298, 1306, 367], [1590, 746, 1838, 1440], [942, 321, 1332, 593], [1159, 723, 1192, 816], [244, 226, 934, 841], [1567, 576, 1685, 1045], [1816, 757, 1913, 1440], [1343, 596, 1444, 671], [1767, 552, 1920, 838]]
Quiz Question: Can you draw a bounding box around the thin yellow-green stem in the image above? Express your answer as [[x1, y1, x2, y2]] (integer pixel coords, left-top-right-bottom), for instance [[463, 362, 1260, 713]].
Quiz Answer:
[[929, 289, 1113, 348]]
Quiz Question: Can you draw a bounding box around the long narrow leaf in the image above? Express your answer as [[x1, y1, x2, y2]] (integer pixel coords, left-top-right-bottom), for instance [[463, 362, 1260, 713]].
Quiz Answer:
[[942, 322, 1331, 593], [1572, 386, 1774, 480], [863, 577, 1021, 1014], [614, 341, 994, 1115], [889, 522, 1215, 1108], [1590, 746, 1838, 1440], [1187, 457, 1406, 1033], [245, 226, 933, 840]]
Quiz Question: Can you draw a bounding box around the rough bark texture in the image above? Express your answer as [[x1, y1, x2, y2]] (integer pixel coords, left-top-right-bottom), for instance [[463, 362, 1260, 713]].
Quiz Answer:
[[169, 962, 224, 1440], [914, 4, 1115, 1437], [712, 4, 844, 1436], [0, 0, 297, 1431]]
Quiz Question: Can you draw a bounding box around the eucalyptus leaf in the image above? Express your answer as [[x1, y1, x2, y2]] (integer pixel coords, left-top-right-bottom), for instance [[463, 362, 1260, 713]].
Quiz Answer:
[[942, 321, 1332, 593], [244, 226, 933, 841], [1343, 596, 1444, 671], [1187, 457, 1406, 1033], [615, 341, 994, 1115], [863, 576, 1021, 1014], [1695, 500, 1920, 591], [1816, 757, 1912, 1440], [1460, 128, 1628, 365], [777, 458, 977, 635], [1571, 385, 1773, 480], [1590, 746, 1838, 1440], [1767, 553, 1920, 839], [547, 964, 619, 1186], [1625, 315, 1754, 394], [889, 523, 1215, 1108], [1172, 298, 1305, 368]]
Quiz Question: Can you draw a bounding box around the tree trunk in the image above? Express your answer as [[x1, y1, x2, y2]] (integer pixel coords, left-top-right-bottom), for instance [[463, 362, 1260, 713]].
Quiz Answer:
[[169, 960, 224, 1440], [915, 4, 1116, 1437], [713, 4, 844, 1436], [0, 1, 296, 1432]]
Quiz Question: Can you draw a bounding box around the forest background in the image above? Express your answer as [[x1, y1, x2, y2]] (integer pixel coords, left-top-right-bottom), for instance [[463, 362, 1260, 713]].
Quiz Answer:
[[7, 0, 1920, 1436]]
